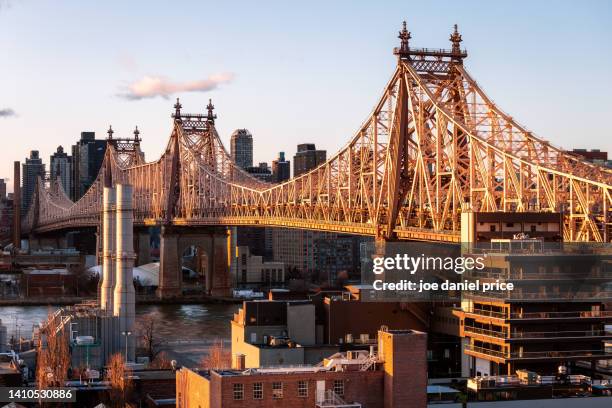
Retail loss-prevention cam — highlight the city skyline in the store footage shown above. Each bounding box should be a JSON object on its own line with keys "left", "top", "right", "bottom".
{"left": 1, "top": 1, "right": 612, "bottom": 193}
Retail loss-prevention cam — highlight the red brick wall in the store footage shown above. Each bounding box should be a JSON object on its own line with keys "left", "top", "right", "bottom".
{"left": 212, "top": 370, "right": 384, "bottom": 408}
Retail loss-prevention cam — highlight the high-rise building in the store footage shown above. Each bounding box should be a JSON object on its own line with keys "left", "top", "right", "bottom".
{"left": 0, "top": 179, "right": 5, "bottom": 201}
{"left": 271, "top": 151, "right": 290, "bottom": 182}
{"left": 21, "top": 150, "right": 45, "bottom": 211}
{"left": 71, "top": 132, "right": 107, "bottom": 201}
{"left": 230, "top": 129, "right": 253, "bottom": 169}
{"left": 50, "top": 145, "right": 72, "bottom": 196}
{"left": 293, "top": 143, "right": 326, "bottom": 177}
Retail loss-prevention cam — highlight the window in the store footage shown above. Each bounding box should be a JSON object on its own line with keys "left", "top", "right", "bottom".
{"left": 272, "top": 382, "right": 283, "bottom": 399}
{"left": 490, "top": 225, "right": 496, "bottom": 232}
{"left": 233, "top": 383, "right": 244, "bottom": 400}
{"left": 333, "top": 380, "right": 344, "bottom": 397}
{"left": 298, "top": 380, "right": 308, "bottom": 397}
{"left": 253, "top": 382, "right": 263, "bottom": 400}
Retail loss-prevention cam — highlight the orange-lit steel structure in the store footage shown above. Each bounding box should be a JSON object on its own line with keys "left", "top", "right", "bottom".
{"left": 22, "top": 23, "right": 612, "bottom": 243}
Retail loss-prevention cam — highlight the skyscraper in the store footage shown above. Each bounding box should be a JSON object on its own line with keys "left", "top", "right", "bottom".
{"left": 22, "top": 150, "right": 45, "bottom": 211}
{"left": 50, "top": 145, "right": 72, "bottom": 196}
{"left": 230, "top": 129, "right": 253, "bottom": 169}
{"left": 271, "top": 152, "right": 290, "bottom": 182}
{"left": 71, "top": 132, "right": 107, "bottom": 201}
{"left": 293, "top": 143, "right": 326, "bottom": 177}
{"left": 0, "top": 179, "right": 5, "bottom": 201}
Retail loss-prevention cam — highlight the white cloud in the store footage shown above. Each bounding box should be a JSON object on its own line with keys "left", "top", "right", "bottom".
{"left": 119, "top": 73, "right": 234, "bottom": 100}
{"left": 0, "top": 108, "right": 16, "bottom": 118}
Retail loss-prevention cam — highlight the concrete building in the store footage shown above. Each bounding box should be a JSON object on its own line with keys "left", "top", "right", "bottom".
{"left": 271, "top": 152, "right": 290, "bottom": 182}
{"left": 453, "top": 239, "right": 612, "bottom": 377}
{"left": 230, "top": 294, "right": 427, "bottom": 369}
{"left": 177, "top": 329, "right": 428, "bottom": 408}
{"left": 246, "top": 162, "right": 273, "bottom": 182}
{"left": 21, "top": 150, "right": 45, "bottom": 212}
{"left": 293, "top": 143, "right": 326, "bottom": 177}
{"left": 271, "top": 229, "right": 369, "bottom": 283}
{"left": 71, "top": 132, "right": 107, "bottom": 201}
{"left": 0, "top": 196, "right": 13, "bottom": 245}
{"left": 0, "top": 179, "right": 6, "bottom": 201}
{"left": 232, "top": 245, "right": 285, "bottom": 289}
{"left": 568, "top": 148, "right": 611, "bottom": 167}
{"left": 50, "top": 145, "right": 72, "bottom": 195}
{"left": 230, "top": 129, "right": 253, "bottom": 170}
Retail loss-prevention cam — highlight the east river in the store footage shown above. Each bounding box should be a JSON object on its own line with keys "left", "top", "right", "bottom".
{"left": 0, "top": 303, "right": 240, "bottom": 366}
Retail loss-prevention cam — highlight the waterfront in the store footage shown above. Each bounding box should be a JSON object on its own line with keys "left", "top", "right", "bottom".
{"left": 0, "top": 303, "right": 239, "bottom": 366}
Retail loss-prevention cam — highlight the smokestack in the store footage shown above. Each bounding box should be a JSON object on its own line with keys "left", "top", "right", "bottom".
{"left": 12, "top": 161, "right": 21, "bottom": 249}
{"left": 100, "top": 187, "right": 116, "bottom": 313}
{"left": 113, "top": 184, "right": 135, "bottom": 362}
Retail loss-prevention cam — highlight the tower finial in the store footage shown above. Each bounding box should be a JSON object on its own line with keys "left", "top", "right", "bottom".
{"left": 133, "top": 126, "right": 140, "bottom": 144}
{"left": 173, "top": 97, "right": 182, "bottom": 119}
{"left": 450, "top": 24, "right": 462, "bottom": 55}
{"left": 206, "top": 98, "right": 217, "bottom": 124}
{"left": 107, "top": 125, "right": 114, "bottom": 140}
{"left": 398, "top": 21, "right": 411, "bottom": 52}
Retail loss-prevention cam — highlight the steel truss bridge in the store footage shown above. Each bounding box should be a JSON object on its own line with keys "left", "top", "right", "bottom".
{"left": 23, "top": 24, "right": 612, "bottom": 243}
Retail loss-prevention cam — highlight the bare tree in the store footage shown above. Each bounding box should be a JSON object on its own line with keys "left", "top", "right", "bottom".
{"left": 36, "top": 312, "right": 70, "bottom": 389}
{"left": 106, "top": 353, "right": 133, "bottom": 408}
{"left": 150, "top": 351, "right": 173, "bottom": 369}
{"left": 136, "top": 314, "right": 164, "bottom": 362}
{"left": 199, "top": 340, "right": 231, "bottom": 369}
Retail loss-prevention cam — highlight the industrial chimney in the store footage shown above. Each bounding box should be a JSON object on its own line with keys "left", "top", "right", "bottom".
{"left": 113, "top": 184, "right": 136, "bottom": 361}
{"left": 100, "top": 187, "right": 116, "bottom": 314}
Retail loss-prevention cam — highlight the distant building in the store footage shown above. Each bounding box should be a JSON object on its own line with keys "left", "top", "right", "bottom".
{"left": 0, "top": 179, "right": 5, "bottom": 201}
{"left": 246, "top": 162, "right": 273, "bottom": 182}
{"left": 272, "top": 229, "right": 370, "bottom": 283}
{"left": 71, "top": 132, "right": 107, "bottom": 200}
{"left": 271, "top": 152, "right": 290, "bottom": 182}
{"left": 568, "top": 148, "right": 611, "bottom": 168}
{"left": 232, "top": 246, "right": 285, "bottom": 288}
{"left": 21, "top": 150, "right": 45, "bottom": 212}
{"left": 0, "top": 197, "right": 12, "bottom": 245}
{"left": 177, "top": 328, "right": 428, "bottom": 408}
{"left": 230, "top": 129, "right": 253, "bottom": 170}
{"left": 50, "top": 145, "right": 72, "bottom": 195}
{"left": 293, "top": 143, "right": 326, "bottom": 177}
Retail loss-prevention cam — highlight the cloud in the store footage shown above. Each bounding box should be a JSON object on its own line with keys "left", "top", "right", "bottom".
{"left": 0, "top": 108, "right": 16, "bottom": 118}
{"left": 118, "top": 73, "right": 234, "bottom": 100}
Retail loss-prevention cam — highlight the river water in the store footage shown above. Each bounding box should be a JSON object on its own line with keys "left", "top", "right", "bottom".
{"left": 0, "top": 303, "right": 239, "bottom": 365}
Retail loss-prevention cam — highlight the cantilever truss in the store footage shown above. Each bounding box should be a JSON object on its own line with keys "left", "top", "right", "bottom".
{"left": 23, "top": 27, "right": 612, "bottom": 242}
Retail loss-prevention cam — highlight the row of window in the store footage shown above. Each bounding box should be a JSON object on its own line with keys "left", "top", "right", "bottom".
{"left": 232, "top": 380, "right": 344, "bottom": 400}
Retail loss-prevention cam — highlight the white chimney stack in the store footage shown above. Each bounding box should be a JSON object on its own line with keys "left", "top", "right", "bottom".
{"left": 100, "top": 187, "right": 116, "bottom": 314}
{"left": 113, "top": 184, "right": 136, "bottom": 361}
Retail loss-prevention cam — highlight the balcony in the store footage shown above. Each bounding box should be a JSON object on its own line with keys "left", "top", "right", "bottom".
{"left": 463, "top": 326, "right": 612, "bottom": 341}
{"left": 463, "top": 308, "right": 612, "bottom": 321}
{"left": 464, "top": 344, "right": 611, "bottom": 361}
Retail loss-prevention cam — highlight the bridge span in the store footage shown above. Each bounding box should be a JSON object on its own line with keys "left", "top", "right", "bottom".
{"left": 19, "top": 23, "right": 612, "bottom": 297}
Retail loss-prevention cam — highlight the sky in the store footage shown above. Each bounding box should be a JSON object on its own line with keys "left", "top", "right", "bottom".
{"left": 1, "top": 0, "right": 611, "bottom": 193}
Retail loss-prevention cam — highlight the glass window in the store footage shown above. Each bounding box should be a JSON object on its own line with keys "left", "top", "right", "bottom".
{"left": 253, "top": 382, "right": 263, "bottom": 400}
{"left": 272, "top": 382, "right": 283, "bottom": 399}
{"left": 333, "top": 380, "right": 344, "bottom": 397}
{"left": 233, "top": 383, "right": 244, "bottom": 400}
{"left": 298, "top": 380, "right": 308, "bottom": 397}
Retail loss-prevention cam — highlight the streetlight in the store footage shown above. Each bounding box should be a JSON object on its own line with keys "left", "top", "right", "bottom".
{"left": 121, "top": 331, "right": 132, "bottom": 363}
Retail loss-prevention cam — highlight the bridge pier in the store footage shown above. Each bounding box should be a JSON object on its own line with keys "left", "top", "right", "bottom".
{"left": 134, "top": 229, "right": 151, "bottom": 266}
{"left": 157, "top": 226, "right": 231, "bottom": 299}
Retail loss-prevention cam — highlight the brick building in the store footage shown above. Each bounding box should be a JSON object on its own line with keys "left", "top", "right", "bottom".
{"left": 176, "top": 329, "right": 427, "bottom": 408}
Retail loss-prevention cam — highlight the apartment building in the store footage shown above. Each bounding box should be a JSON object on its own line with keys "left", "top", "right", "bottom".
{"left": 176, "top": 329, "right": 427, "bottom": 408}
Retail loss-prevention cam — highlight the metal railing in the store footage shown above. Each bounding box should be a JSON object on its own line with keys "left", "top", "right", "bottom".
{"left": 464, "top": 344, "right": 611, "bottom": 360}
{"left": 464, "top": 326, "right": 611, "bottom": 339}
